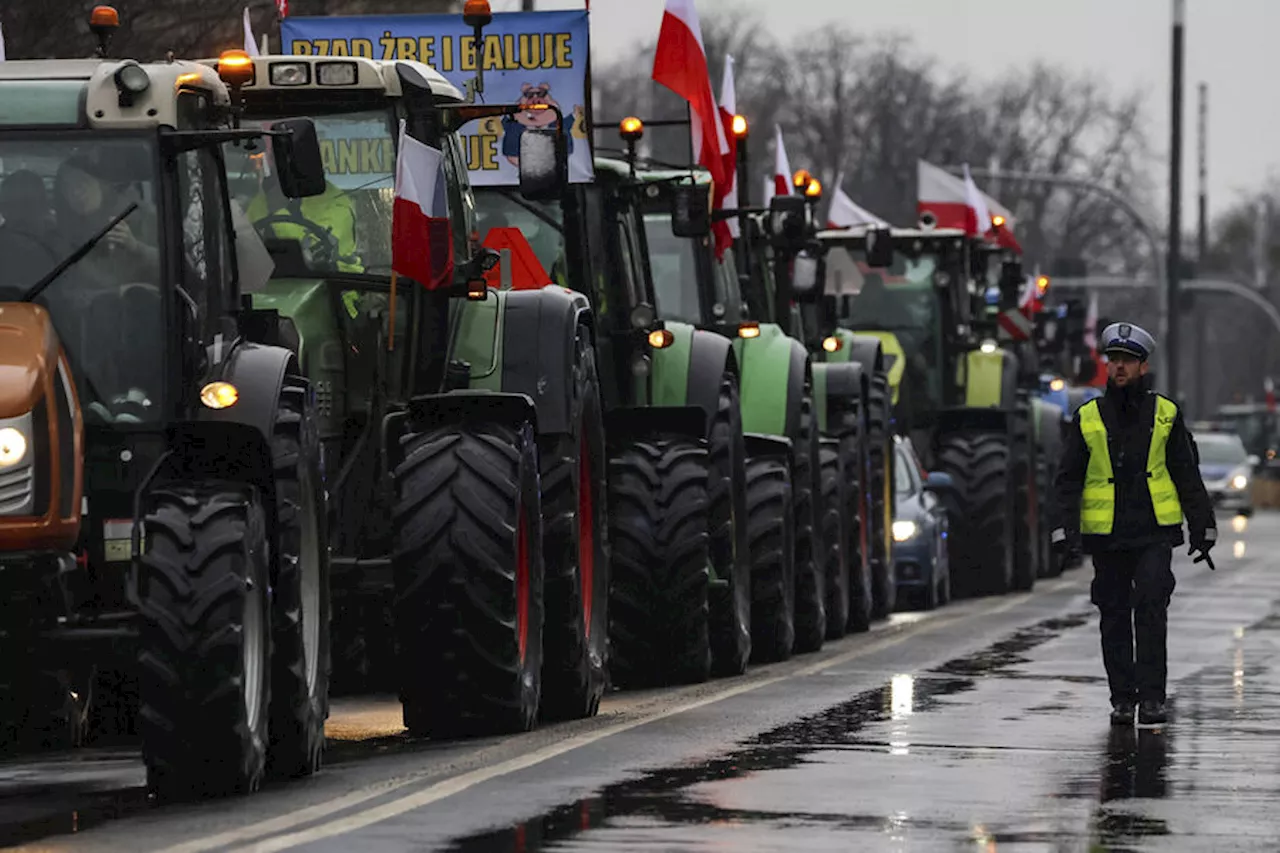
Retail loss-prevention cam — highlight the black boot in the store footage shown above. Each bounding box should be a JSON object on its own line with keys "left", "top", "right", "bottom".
{"left": 1110, "top": 701, "right": 1135, "bottom": 726}
{"left": 1138, "top": 700, "right": 1167, "bottom": 725}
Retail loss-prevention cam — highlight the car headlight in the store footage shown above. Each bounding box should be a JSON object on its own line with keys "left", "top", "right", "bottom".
{"left": 1231, "top": 473, "right": 1249, "bottom": 490}
{"left": 0, "top": 427, "right": 28, "bottom": 468}
{"left": 892, "top": 520, "right": 918, "bottom": 542}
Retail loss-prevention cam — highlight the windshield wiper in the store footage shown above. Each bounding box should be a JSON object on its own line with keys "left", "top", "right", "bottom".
{"left": 495, "top": 189, "right": 563, "bottom": 234}
{"left": 22, "top": 203, "right": 139, "bottom": 303}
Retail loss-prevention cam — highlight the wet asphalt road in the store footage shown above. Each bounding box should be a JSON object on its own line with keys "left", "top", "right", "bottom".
{"left": 3, "top": 512, "right": 1278, "bottom": 852}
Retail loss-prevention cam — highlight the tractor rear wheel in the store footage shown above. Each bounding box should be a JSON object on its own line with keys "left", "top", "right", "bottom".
{"left": 607, "top": 437, "right": 712, "bottom": 687}
{"left": 867, "top": 377, "right": 895, "bottom": 618}
{"left": 747, "top": 454, "right": 796, "bottom": 663}
{"left": 708, "top": 372, "right": 752, "bottom": 677}
{"left": 819, "top": 441, "right": 849, "bottom": 640}
{"left": 137, "top": 484, "right": 271, "bottom": 800}
{"left": 394, "top": 421, "right": 545, "bottom": 738}
{"left": 831, "top": 404, "right": 872, "bottom": 633}
{"left": 538, "top": 330, "right": 609, "bottom": 721}
{"left": 792, "top": 392, "right": 826, "bottom": 653}
{"left": 937, "top": 432, "right": 1014, "bottom": 597}
{"left": 267, "top": 374, "right": 331, "bottom": 780}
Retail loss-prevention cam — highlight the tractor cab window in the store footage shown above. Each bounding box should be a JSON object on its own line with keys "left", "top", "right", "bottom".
{"left": 642, "top": 213, "right": 701, "bottom": 325}
{"left": 0, "top": 136, "right": 164, "bottom": 424}
{"left": 473, "top": 188, "right": 565, "bottom": 285}
{"left": 226, "top": 109, "right": 394, "bottom": 278}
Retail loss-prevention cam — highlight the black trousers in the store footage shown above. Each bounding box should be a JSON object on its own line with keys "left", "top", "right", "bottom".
{"left": 1090, "top": 545, "right": 1176, "bottom": 705}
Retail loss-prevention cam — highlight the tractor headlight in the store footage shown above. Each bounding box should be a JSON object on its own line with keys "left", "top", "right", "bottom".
{"left": 892, "top": 520, "right": 918, "bottom": 542}
{"left": 0, "top": 427, "right": 28, "bottom": 468}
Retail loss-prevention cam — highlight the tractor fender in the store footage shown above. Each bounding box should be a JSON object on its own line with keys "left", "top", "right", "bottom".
{"left": 201, "top": 341, "right": 298, "bottom": 441}
{"left": 650, "top": 320, "right": 698, "bottom": 409}
{"left": 813, "top": 360, "right": 866, "bottom": 434}
{"left": 847, "top": 335, "right": 886, "bottom": 376}
{"left": 734, "top": 322, "right": 808, "bottom": 440}
{"left": 382, "top": 390, "right": 539, "bottom": 474}
{"left": 743, "top": 432, "right": 794, "bottom": 462}
{"left": 604, "top": 405, "right": 707, "bottom": 446}
{"left": 685, "top": 329, "right": 738, "bottom": 431}
{"left": 498, "top": 285, "right": 594, "bottom": 437}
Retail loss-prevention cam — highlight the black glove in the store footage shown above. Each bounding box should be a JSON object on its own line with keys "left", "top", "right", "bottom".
{"left": 1051, "top": 528, "right": 1081, "bottom": 570}
{"left": 1188, "top": 527, "right": 1217, "bottom": 570}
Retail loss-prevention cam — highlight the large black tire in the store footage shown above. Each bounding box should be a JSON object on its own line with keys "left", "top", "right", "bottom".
{"left": 607, "top": 438, "right": 712, "bottom": 687}
{"left": 746, "top": 454, "right": 795, "bottom": 663}
{"left": 792, "top": 391, "right": 826, "bottom": 653}
{"left": 936, "top": 432, "right": 1014, "bottom": 597}
{"left": 867, "top": 377, "right": 895, "bottom": 618}
{"left": 393, "top": 421, "right": 545, "bottom": 738}
{"left": 831, "top": 404, "right": 872, "bottom": 634}
{"left": 267, "top": 373, "right": 331, "bottom": 779}
{"left": 1011, "top": 426, "right": 1037, "bottom": 592}
{"left": 538, "top": 330, "right": 609, "bottom": 721}
{"left": 137, "top": 485, "right": 271, "bottom": 799}
{"left": 819, "top": 441, "right": 849, "bottom": 641}
{"left": 707, "top": 372, "right": 752, "bottom": 677}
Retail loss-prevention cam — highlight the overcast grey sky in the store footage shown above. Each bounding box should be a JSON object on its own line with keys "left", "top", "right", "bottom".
{"left": 504, "top": 0, "right": 1275, "bottom": 219}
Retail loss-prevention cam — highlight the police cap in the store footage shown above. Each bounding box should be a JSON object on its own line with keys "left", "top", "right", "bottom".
{"left": 1100, "top": 321, "right": 1155, "bottom": 361}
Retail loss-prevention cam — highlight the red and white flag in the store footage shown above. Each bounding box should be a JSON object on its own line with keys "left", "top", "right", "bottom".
{"left": 918, "top": 159, "right": 1021, "bottom": 251}
{"left": 392, "top": 122, "right": 453, "bottom": 290}
{"left": 243, "top": 7, "right": 260, "bottom": 57}
{"left": 276, "top": 0, "right": 289, "bottom": 18}
{"left": 652, "top": 0, "right": 729, "bottom": 189}
{"left": 771, "top": 124, "right": 793, "bottom": 200}
{"left": 962, "top": 164, "right": 991, "bottom": 237}
{"left": 716, "top": 54, "right": 740, "bottom": 245}
{"left": 827, "top": 172, "right": 888, "bottom": 229}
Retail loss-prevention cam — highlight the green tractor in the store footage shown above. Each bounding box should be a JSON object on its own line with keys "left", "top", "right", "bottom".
{"left": 208, "top": 44, "right": 612, "bottom": 734}
{"left": 819, "top": 223, "right": 1044, "bottom": 597}
{"left": 731, "top": 157, "right": 895, "bottom": 629}
{"left": 605, "top": 124, "right": 850, "bottom": 660}
{"left": 471, "top": 155, "right": 753, "bottom": 688}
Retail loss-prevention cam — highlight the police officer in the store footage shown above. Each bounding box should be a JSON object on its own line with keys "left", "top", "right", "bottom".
{"left": 1052, "top": 322, "right": 1216, "bottom": 726}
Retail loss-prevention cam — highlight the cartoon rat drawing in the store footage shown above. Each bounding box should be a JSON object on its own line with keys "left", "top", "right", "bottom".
{"left": 502, "top": 82, "right": 585, "bottom": 166}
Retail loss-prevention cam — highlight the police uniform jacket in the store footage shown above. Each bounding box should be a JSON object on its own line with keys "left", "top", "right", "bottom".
{"left": 1053, "top": 377, "right": 1215, "bottom": 553}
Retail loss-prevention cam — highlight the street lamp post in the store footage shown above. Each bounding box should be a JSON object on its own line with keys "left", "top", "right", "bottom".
{"left": 1168, "top": 0, "right": 1186, "bottom": 401}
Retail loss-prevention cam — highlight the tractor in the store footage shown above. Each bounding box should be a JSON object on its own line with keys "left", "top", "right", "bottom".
{"left": 471, "top": 149, "right": 753, "bottom": 688}
{"left": 820, "top": 222, "right": 1050, "bottom": 597}
{"left": 0, "top": 11, "right": 331, "bottom": 800}
{"left": 733, "top": 154, "right": 896, "bottom": 627}
{"left": 201, "top": 17, "right": 612, "bottom": 734}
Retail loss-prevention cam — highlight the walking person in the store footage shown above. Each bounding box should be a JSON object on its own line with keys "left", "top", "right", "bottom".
{"left": 1052, "top": 322, "right": 1216, "bottom": 725}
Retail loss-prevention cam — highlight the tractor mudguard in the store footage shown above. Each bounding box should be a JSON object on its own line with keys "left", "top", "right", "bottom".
{"left": 499, "top": 286, "right": 594, "bottom": 437}
{"left": 382, "top": 390, "right": 539, "bottom": 474}
{"left": 604, "top": 405, "right": 706, "bottom": 446}
{"left": 734, "top": 323, "right": 807, "bottom": 439}
{"left": 848, "top": 332, "right": 904, "bottom": 405}
{"left": 201, "top": 341, "right": 298, "bottom": 440}
{"left": 650, "top": 320, "right": 697, "bottom": 409}
{"left": 813, "top": 360, "right": 865, "bottom": 434}
{"left": 685, "top": 330, "right": 737, "bottom": 430}
{"left": 743, "top": 432, "right": 794, "bottom": 461}
{"left": 846, "top": 335, "right": 886, "bottom": 377}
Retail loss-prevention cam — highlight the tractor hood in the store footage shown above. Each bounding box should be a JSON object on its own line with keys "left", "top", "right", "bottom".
{"left": 0, "top": 303, "right": 58, "bottom": 418}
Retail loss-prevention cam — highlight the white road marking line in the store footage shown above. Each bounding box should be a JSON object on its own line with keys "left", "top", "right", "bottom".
{"left": 183, "top": 592, "right": 1035, "bottom": 853}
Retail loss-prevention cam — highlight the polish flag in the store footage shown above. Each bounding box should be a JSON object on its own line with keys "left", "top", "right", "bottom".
{"left": 962, "top": 164, "right": 991, "bottom": 237}
{"left": 243, "top": 8, "right": 260, "bottom": 57}
{"left": 917, "top": 159, "right": 1022, "bottom": 251}
{"left": 652, "top": 0, "right": 729, "bottom": 189}
{"left": 715, "top": 54, "right": 740, "bottom": 248}
{"left": 392, "top": 122, "right": 454, "bottom": 290}
{"left": 827, "top": 172, "right": 888, "bottom": 229}
{"left": 772, "top": 124, "right": 793, "bottom": 199}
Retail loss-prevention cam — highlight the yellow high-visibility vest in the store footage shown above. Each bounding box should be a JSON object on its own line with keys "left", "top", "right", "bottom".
{"left": 1078, "top": 395, "right": 1183, "bottom": 535}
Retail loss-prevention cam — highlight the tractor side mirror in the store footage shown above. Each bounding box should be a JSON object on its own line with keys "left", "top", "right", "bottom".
{"left": 270, "top": 118, "right": 326, "bottom": 199}
{"left": 923, "top": 471, "right": 956, "bottom": 492}
{"left": 768, "top": 194, "right": 808, "bottom": 249}
{"left": 670, "top": 183, "right": 712, "bottom": 238}
{"left": 864, "top": 225, "right": 893, "bottom": 269}
{"left": 518, "top": 128, "right": 567, "bottom": 201}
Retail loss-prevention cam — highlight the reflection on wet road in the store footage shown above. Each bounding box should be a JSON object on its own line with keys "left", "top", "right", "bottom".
{"left": 3, "top": 512, "right": 1278, "bottom": 852}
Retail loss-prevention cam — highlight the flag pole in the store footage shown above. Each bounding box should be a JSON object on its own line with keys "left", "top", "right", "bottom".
{"left": 388, "top": 271, "right": 398, "bottom": 350}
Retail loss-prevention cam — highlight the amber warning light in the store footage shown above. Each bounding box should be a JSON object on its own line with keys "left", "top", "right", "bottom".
{"left": 619, "top": 116, "right": 644, "bottom": 141}
{"left": 90, "top": 5, "right": 120, "bottom": 29}
{"left": 218, "top": 50, "right": 255, "bottom": 87}
{"left": 731, "top": 114, "right": 748, "bottom": 138}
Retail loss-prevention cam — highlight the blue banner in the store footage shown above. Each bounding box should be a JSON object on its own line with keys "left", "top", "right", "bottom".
{"left": 282, "top": 11, "right": 593, "bottom": 186}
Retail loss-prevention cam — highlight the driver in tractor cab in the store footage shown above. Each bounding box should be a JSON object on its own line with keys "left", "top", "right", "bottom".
{"left": 240, "top": 140, "right": 367, "bottom": 318}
